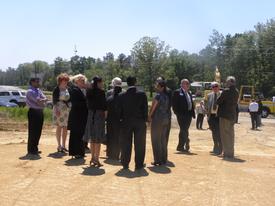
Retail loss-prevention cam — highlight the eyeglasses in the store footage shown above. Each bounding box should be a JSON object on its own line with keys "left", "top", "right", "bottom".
{"left": 212, "top": 85, "right": 218, "bottom": 88}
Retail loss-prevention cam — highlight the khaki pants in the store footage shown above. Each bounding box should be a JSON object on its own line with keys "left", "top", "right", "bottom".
{"left": 219, "top": 117, "right": 235, "bottom": 157}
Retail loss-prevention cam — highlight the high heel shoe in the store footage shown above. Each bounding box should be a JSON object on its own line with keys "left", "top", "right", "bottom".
{"left": 61, "top": 147, "right": 68, "bottom": 152}
{"left": 94, "top": 160, "right": 103, "bottom": 167}
{"left": 89, "top": 158, "right": 97, "bottom": 166}
{"left": 57, "top": 146, "right": 62, "bottom": 153}
{"left": 90, "top": 160, "right": 94, "bottom": 166}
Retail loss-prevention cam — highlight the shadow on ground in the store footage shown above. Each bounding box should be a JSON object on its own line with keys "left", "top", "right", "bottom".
{"left": 82, "top": 166, "right": 105, "bottom": 176}
{"left": 115, "top": 168, "right": 149, "bottom": 178}
{"left": 19, "top": 154, "right": 41, "bottom": 160}
{"left": 222, "top": 156, "right": 246, "bottom": 163}
{"left": 148, "top": 165, "right": 171, "bottom": 174}
{"left": 48, "top": 152, "right": 67, "bottom": 159}
{"left": 175, "top": 151, "right": 198, "bottom": 156}
{"left": 103, "top": 159, "right": 121, "bottom": 166}
{"left": 64, "top": 158, "right": 85, "bottom": 166}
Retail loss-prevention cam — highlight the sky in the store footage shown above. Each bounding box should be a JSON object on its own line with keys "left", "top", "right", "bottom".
{"left": 0, "top": 0, "right": 275, "bottom": 69}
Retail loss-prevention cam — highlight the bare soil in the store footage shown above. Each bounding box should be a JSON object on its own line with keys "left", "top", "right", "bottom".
{"left": 0, "top": 113, "right": 275, "bottom": 206}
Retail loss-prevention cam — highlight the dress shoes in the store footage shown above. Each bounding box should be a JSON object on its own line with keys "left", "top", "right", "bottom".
{"left": 151, "top": 162, "right": 162, "bottom": 166}
{"left": 185, "top": 143, "right": 190, "bottom": 152}
{"left": 135, "top": 164, "right": 146, "bottom": 170}
{"left": 122, "top": 165, "right": 129, "bottom": 170}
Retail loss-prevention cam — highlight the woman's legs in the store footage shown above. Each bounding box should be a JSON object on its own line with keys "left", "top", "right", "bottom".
{"left": 94, "top": 143, "right": 101, "bottom": 162}
{"left": 56, "top": 126, "right": 62, "bottom": 151}
{"left": 90, "top": 143, "right": 95, "bottom": 160}
{"left": 61, "top": 126, "right": 68, "bottom": 149}
{"left": 90, "top": 143, "right": 102, "bottom": 166}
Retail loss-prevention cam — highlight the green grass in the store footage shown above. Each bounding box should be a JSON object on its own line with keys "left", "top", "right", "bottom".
{"left": 0, "top": 107, "right": 52, "bottom": 123}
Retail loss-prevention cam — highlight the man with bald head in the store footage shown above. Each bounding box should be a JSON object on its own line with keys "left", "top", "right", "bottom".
{"left": 216, "top": 76, "right": 239, "bottom": 159}
{"left": 172, "top": 79, "right": 195, "bottom": 152}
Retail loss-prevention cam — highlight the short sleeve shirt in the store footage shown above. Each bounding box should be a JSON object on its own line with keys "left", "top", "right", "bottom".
{"left": 153, "top": 92, "right": 170, "bottom": 120}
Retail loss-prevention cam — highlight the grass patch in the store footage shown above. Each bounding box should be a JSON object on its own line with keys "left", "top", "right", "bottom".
{"left": 0, "top": 107, "right": 52, "bottom": 123}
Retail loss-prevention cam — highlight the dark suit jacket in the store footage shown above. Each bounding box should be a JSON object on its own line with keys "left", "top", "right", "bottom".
{"left": 67, "top": 85, "right": 88, "bottom": 132}
{"left": 172, "top": 88, "right": 195, "bottom": 118}
{"left": 216, "top": 86, "right": 239, "bottom": 121}
{"left": 118, "top": 87, "right": 148, "bottom": 122}
{"left": 107, "top": 94, "right": 120, "bottom": 122}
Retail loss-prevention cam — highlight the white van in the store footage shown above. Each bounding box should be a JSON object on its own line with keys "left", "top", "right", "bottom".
{"left": 0, "top": 86, "right": 27, "bottom": 107}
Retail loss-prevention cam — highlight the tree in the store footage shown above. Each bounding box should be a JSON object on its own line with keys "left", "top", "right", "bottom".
{"left": 131, "top": 36, "right": 169, "bottom": 97}
{"left": 54, "top": 57, "right": 70, "bottom": 76}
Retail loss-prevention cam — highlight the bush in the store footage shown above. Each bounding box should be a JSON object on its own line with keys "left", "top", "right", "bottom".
{"left": 0, "top": 107, "right": 52, "bottom": 123}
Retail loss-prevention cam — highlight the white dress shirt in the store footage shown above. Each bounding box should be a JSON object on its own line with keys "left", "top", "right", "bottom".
{"left": 249, "top": 102, "right": 259, "bottom": 112}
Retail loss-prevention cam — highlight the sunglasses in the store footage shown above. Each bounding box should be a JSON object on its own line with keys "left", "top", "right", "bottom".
{"left": 212, "top": 85, "right": 218, "bottom": 88}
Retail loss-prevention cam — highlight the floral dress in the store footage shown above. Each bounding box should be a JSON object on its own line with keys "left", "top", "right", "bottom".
{"left": 53, "top": 89, "right": 71, "bottom": 127}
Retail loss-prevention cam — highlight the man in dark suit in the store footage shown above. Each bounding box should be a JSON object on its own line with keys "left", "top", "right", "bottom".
{"left": 216, "top": 76, "right": 239, "bottom": 159}
{"left": 118, "top": 76, "right": 148, "bottom": 170}
{"left": 172, "top": 79, "right": 195, "bottom": 152}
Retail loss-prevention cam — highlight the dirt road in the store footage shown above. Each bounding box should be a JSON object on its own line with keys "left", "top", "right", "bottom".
{"left": 0, "top": 113, "right": 275, "bottom": 206}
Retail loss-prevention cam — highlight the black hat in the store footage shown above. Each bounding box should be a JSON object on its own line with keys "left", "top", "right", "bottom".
{"left": 29, "top": 77, "right": 40, "bottom": 85}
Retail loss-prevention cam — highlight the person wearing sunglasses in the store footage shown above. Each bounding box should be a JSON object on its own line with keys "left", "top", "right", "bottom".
{"left": 205, "top": 82, "right": 222, "bottom": 155}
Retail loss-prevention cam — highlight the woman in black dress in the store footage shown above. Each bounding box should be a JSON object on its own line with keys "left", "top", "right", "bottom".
{"left": 83, "top": 76, "right": 107, "bottom": 167}
{"left": 106, "top": 78, "right": 123, "bottom": 160}
{"left": 68, "top": 74, "right": 88, "bottom": 159}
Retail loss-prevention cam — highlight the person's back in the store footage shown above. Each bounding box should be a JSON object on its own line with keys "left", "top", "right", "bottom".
{"left": 107, "top": 87, "right": 122, "bottom": 122}
{"left": 119, "top": 87, "right": 148, "bottom": 121}
{"left": 118, "top": 76, "right": 148, "bottom": 170}
{"left": 249, "top": 101, "right": 259, "bottom": 112}
{"left": 217, "top": 86, "right": 239, "bottom": 121}
{"left": 216, "top": 76, "right": 239, "bottom": 159}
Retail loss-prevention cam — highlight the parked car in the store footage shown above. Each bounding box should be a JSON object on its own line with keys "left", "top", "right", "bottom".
{"left": 0, "top": 100, "right": 19, "bottom": 107}
{"left": 46, "top": 100, "right": 53, "bottom": 109}
{"left": 0, "top": 85, "right": 27, "bottom": 107}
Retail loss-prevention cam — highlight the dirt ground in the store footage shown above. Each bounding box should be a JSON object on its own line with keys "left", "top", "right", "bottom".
{"left": 0, "top": 113, "right": 275, "bottom": 206}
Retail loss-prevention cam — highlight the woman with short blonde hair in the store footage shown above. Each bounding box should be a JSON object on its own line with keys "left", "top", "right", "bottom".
{"left": 67, "top": 74, "right": 88, "bottom": 158}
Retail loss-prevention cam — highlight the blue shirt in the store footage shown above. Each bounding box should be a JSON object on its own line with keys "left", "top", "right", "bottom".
{"left": 26, "top": 86, "right": 46, "bottom": 109}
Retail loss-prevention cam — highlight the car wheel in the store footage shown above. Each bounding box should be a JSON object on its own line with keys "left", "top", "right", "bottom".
{"left": 10, "top": 99, "right": 19, "bottom": 105}
{"left": 261, "top": 107, "right": 269, "bottom": 118}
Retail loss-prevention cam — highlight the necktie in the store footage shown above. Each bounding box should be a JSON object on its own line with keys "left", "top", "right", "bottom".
{"left": 185, "top": 91, "right": 192, "bottom": 111}
{"left": 213, "top": 93, "right": 217, "bottom": 110}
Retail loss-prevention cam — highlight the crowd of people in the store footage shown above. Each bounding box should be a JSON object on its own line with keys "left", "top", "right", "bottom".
{"left": 25, "top": 74, "right": 240, "bottom": 170}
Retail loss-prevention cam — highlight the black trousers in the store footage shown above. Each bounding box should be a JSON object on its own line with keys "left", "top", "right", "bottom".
{"left": 208, "top": 114, "right": 222, "bottom": 154}
{"left": 27, "top": 108, "right": 44, "bottom": 154}
{"left": 250, "top": 112, "right": 258, "bottom": 129}
{"left": 151, "top": 118, "right": 169, "bottom": 163}
{"left": 176, "top": 114, "right": 192, "bottom": 150}
{"left": 120, "top": 119, "right": 146, "bottom": 168}
{"left": 196, "top": 113, "right": 204, "bottom": 129}
{"left": 106, "top": 121, "right": 121, "bottom": 160}
{"left": 69, "top": 130, "right": 85, "bottom": 157}
{"left": 166, "top": 118, "right": 171, "bottom": 145}
{"left": 235, "top": 111, "right": 239, "bottom": 123}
